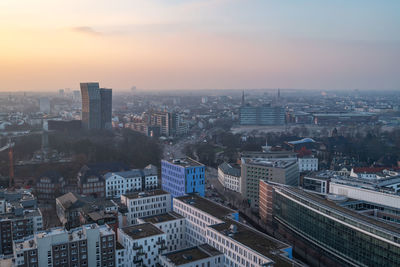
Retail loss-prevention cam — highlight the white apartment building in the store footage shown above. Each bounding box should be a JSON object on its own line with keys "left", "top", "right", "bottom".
{"left": 105, "top": 167, "right": 158, "bottom": 198}
{"left": 217, "top": 163, "right": 241, "bottom": 193}
{"left": 158, "top": 244, "right": 224, "bottom": 267}
{"left": 138, "top": 212, "right": 186, "bottom": 252}
{"left": 173, "top": 194, "right": 295, "bottom": 267}
{"left": 118, "top": 223, "right": 167, "bottom": 267}
{"left": 173, "top": 194, "right": 239, "bottom": 246}
{"left": 120, "top": 190, "right": 171, "bottom": 226}
{"left": 13, "top": 223, "right": 115, "bottom": 267}
{"left": 298, "top": 156, "right": 318, "bottom": 172}
{"left": 115, "top": 242, "right": 126, "bottom": 267}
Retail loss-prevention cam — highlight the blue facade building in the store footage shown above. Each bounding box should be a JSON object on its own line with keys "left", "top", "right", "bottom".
{"left": 162, "top": 158, "right": 205, "bottom": 198}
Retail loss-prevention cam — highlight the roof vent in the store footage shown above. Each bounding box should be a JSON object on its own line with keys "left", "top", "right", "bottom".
{"left": 229, "top": 224, "right": 238, "bottom": 234}
{"left": 182, "top": 254, "right": 192, "bottom": 260}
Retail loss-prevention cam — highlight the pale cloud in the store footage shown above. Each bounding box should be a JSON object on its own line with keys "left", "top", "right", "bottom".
{"left": 71, "top": 26, "right": 102, "bottom": 35}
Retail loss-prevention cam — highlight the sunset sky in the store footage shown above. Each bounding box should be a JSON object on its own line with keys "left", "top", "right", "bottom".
{"left": 0, "top": 0, "right": 399, "bottom": 91}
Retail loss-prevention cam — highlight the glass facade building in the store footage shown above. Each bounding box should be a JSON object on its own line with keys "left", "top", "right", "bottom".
{"left": 273, "top": 187, "right": 400, "bottom": 267}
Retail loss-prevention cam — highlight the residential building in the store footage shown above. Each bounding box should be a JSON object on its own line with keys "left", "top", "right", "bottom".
{"left": 159, "top": 244, "right": 224, "bottom": 267}
{"left": 217, "top": 163, "right": 241, "bottom": 193}
{"left": 13, "top": 223, "right": 115, "bottom": 267}
{"left": 173, "top": 194, "right": 239, "bottom": 246}
{"left": 120, "top": 190, "right": 171, "bottom": 225}
{"left": 104, "top": 165, "right": 158, "bottom": 198}
{"left": 259, "top": 181, "right": 400, "bottom": 266}
{"left": 80, "top": 82, "right": 112, "bottom": 130}
{"left": 35, "top": 171, "right": 66, "bottom": 200}
{"left": 115, "top": 242, "right": 125, "bottom": 267}
{"left": 77, "top": 162, "right": 129, "bottom": 198}
{"left": 56, "top": 192, "right": 119, "bottom": 230}
{"left": 0, "top": 192, "right": 42, "bottom": 256}
{"left": 239, "top": 105, "right": 285, "bottom": 125}
{"left": 161, "top": 158, "right": 205, "bottom": 198}
{"left": 241, "top": 157, "right": 299, "bottom": 208}
{"left": 173, "top": 194, "right": 296, "bottom": 267}
{"left": 138, "top": 212, "right": 186, "bottom": 252}
{"left": 117, "top": 223, "right": 167, "bottom": 267}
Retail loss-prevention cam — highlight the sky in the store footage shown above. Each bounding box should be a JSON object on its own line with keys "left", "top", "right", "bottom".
{"left": 0, "top": 0, "right": 399, "bottom": 91}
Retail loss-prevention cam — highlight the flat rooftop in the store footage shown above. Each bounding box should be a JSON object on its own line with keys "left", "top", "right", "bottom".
{"left": 242, "top": 157, "right": 297, "bottom": 168}
{"left": 140, "top": 211, "right": 184, "bottom": 224}
{"left": 175, "top": 194, "right": 237, "bottom": 219}
{"left": 122, "top": 189, "right": 169, "bottom": 199}
{"left": 120, "top": 223, "right": 164, "bottom": 240}
{"left": 162, "top": 244, "right": 222, "bottom": 265}
{"left": 164, "top": 158, "right": 204, "bottom": 167}
{"left": 210, "top": 218, "right": 294, "bottom": 267}
{"left": 280, "top": 187, "right": 400, "bottom": 236}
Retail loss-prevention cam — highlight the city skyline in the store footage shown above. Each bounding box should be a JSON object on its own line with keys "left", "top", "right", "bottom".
{"left": 1, "top": 0, "right": 399, "bottom": 92}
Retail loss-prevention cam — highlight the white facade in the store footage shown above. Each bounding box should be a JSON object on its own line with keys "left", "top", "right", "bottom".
{"left": 118, "top": 223, "right": 167, "bottom": 267}
{"left": 206, "top": 220, "right": 290, "bottom": 267}
{"left": 138, "top": 212, "right": 187, "bottom": 252}
{"left": 120, "top": 190, "right": 172, "bottom": 226}
{"left": 330, "top": 182, "right": 400, "bottom": 209}
{"left": 298, "top": 156, "right": 318, "bottom": 172}
{"left": 115, "top": 242, "right": 126, "bottom": 267}
{"left": 217, "top": 167, "right": 241, "bottom": 193}
{"left": 173, "top": 196, "right": 236, "bottom": 246}
{"left": 105, "top": 169, "right": 158, "bottom": 198}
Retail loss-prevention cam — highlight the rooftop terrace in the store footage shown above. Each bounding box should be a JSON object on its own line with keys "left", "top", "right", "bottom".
{"left": 162, "top": 244, "right": 222, "bottom": 265}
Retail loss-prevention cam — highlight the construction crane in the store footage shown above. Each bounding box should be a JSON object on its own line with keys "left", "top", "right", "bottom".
{"left": 0, "top": 138, "right": 15, "bottom": 187}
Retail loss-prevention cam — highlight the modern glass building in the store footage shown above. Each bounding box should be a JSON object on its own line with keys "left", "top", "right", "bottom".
{"left": 261, "top": 182, "right": 400, "bottom": 266}
{"left": 161, "top": 158, "right": 205, "bottom": 198}
{"left": 239, "top": 105, "right": 285, "bottom": 125}
{"left": 80, "top": 82, "right": 112, "bottom": 130}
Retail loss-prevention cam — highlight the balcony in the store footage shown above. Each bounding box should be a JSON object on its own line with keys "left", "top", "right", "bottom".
{"left": 132, "top": 244, "right": 142, "bottom": 250}
{"left": 156, "top": 239, "right": 165, "bottom": 245}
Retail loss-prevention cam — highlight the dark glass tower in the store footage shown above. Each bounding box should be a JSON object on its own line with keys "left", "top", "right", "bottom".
{"left": 80, "top": 82, "right": 112, "bottom": 130}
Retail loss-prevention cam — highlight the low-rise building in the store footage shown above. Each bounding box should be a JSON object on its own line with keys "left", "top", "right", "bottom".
{"left": 120, "top": 190, "right": 171, "bottom": 225}
{"left": 298, "top": 155, "right": 318, "bottom": 172}
{"left": 104, "top": 165, "right": 158, "bottom": 198}
{"left": 217, "top": 163, "right": 241, "bottom": 193}
{"left": 118, "top": 223, "right": 167, "bottom": 267}
{"left": 159, "top": 244, "right": 224, "bottom": 267}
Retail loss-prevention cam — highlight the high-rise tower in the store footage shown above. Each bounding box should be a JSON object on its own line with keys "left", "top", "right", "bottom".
{"left": 80, "top": 82, "right": 112, "bottom": 130}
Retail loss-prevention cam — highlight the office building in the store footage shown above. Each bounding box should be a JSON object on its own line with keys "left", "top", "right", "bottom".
{"left": 259, "top": 180, "right": 400, "bottom": 266}
{"left": 159, "top": 244, "right": 224, "bottom": 267}
{"left": 13, "top": 223, "right": 115, "bottom": 267}
{"left": 80, "top": 82, "right": 112, "bottom": 130}
{"left": 161, "top": 158, "right": 205, "bottom": 198}
{"left": 239, "top": 105, "right": 285, "bottom": 126}
{"left": 117, "top": 223, "right": 167, "bottom": 267}
{"left": 298, "top": 155, "right": 318, "bottom": 172}
{"left": 120, "top": 190, "right": 172, "bottom": 225}
{"left": 241, "top": 157, "right": 299, "bottom": 208}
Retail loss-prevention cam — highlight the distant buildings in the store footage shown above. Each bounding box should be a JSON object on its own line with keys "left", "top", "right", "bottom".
{"left": 14, "top": 223, "right": 115, "bottom": 267}
{"left": 80, "top": 82, "right": 112, "bottom": 130}
{"left": 239, "top": 105, "right": 285, "bottom": 126}
{"left": 161, "top": 158, "right": 205, "bottom": 198}
{"left": 39, "top": 97, "right": 50, "bottom": 114}
{"left": 312, "top": 112, "right": 377, "bottom": 125}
